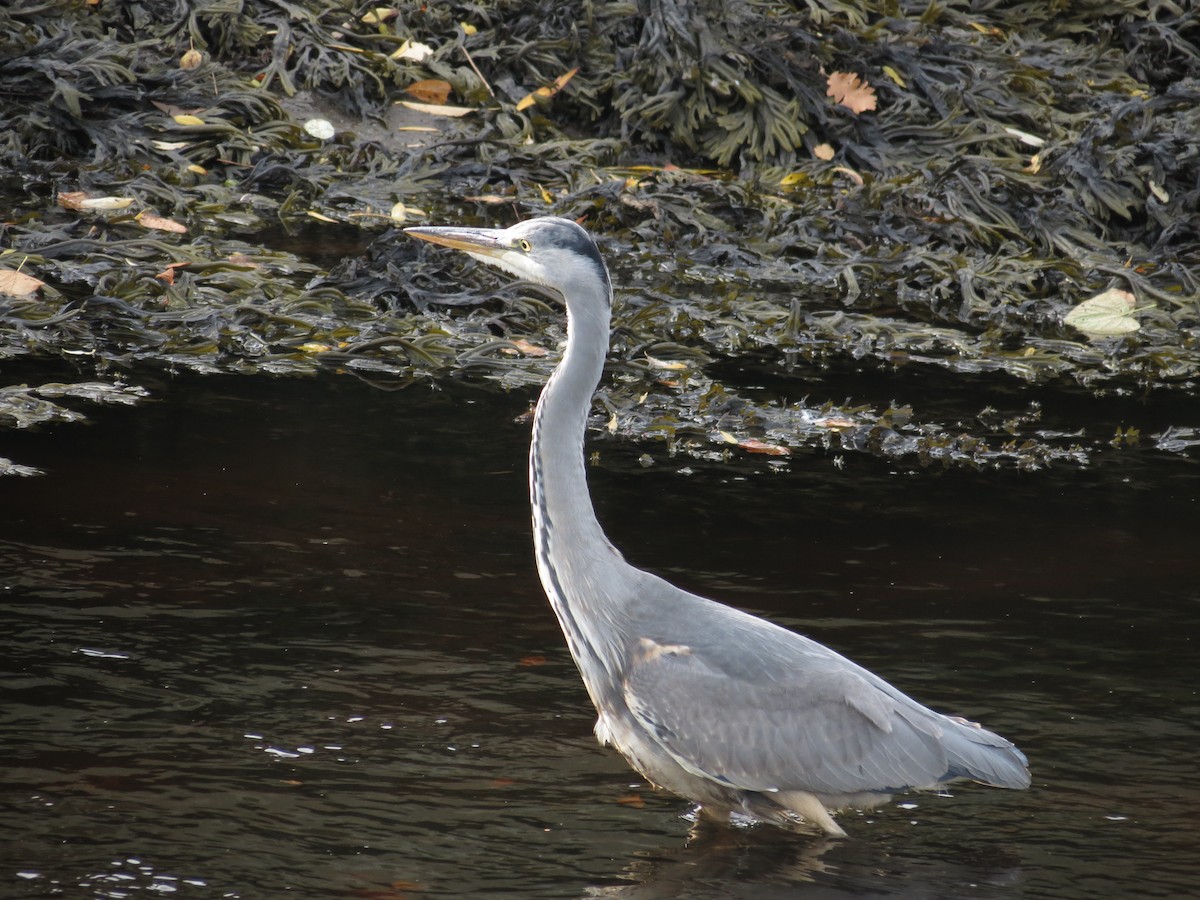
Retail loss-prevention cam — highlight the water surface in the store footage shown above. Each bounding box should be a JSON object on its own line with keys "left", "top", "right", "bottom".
{"left": 2, "top": 370, "right": 1197, "bottom": 898}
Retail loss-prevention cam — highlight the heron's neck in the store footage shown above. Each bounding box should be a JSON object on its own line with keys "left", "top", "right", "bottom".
{"left": 529, "top": 295, "right": 628, "bottom": 693}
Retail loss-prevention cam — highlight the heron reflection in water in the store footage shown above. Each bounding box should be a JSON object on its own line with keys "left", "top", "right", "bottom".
{"left": 406, "top": 217, "right": 1030, "bottom": 836}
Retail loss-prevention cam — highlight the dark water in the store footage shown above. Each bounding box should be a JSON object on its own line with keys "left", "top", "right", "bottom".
{"left": 2, "top": 369, "right": 1197, "bottom": 898}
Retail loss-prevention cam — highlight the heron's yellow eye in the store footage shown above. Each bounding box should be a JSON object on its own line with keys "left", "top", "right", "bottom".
{"left": 517, "top": 239, "right": 532, "bottom": 253}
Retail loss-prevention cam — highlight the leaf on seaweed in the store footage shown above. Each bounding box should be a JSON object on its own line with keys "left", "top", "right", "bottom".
{"left": 397, "top": 100, "right": 475, "bottom": 118}
{"left": 136, "top": 211, "right": 187, "bottom": 234}
{"left": 515, "top": 67, "right": 579, "bottom": 112}
{"left": 0, "top": 267, "right": 43, "bottom": 297}
{"left": 405, "top": 79, "right": 452, "bottom": 105}
{"left": 826, "top": 71, "right": 876, "bottom": 114}
{"left": 1063, "top": 288, "right": 1143, "bottom": 336}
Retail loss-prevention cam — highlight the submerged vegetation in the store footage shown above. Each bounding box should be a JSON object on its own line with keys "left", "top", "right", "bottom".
{"left": 1, "top": 0, "right": 1197, "bottom": 473}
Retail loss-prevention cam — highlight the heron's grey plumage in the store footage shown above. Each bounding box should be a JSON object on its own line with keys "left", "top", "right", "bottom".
{"left": 406, "top": 217, "right": 1030, "bottom": 836}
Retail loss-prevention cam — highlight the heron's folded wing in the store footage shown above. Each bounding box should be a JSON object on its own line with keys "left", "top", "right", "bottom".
{"left": 621, "top": 639, "right": 953, "bottom": 797}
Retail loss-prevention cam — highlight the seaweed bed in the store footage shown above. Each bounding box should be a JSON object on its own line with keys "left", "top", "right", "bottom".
{"left": 1, "top": 0, "right": 1197, "bottom": 475}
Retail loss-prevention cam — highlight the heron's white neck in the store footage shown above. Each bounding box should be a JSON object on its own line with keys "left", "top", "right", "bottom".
{"left": 529, "top": 288, "right": 628, "bottom": 699}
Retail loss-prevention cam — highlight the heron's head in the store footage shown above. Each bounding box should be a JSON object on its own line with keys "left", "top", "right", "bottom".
{"left": 405, "top": 216, "right": 611, "bottom": 307}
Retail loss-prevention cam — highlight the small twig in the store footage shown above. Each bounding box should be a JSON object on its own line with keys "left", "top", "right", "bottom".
{"left": 460, "top": 44, "right": 494, "bottom": 98}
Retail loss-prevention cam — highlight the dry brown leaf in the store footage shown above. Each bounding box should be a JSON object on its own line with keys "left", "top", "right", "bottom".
{"left": 515, "top": 67, "right": 579, "bottom": 111}
{"left": 616, "top": 793, "right": 646, "bottom": 808}
{"left": 816, "top": 416, "right": 857, "bottom": 431}
{"left": 510, "top": 338, "right": 548, "bottom": 357}
{"left": 404, "top": 79, "right": 452, "bottom": 105}
{"left": 136, "top": 211, "right": 187, "bottom": 233}
{"left": 813, "top": 143, "right": 835, "bottom": 161}
{"left": 462, "top": 194, "right": 511, "bottom": 204}
{"left": 397, "top": 100, "right": 475, "bottom": 118}
{"left": 154, "top": 262, "right": 189, "bottom": 285}
{"left": 826, "top": 71, "right": 877, "bottom": 114}
{"left": 739, "top": 438, "right": 791, "bottom": 457}
{"left": 0, "top": 267, "right": 44, "bottom": 297}
{"left": 56, "top": 191, "right": 89, "bottom": 210}
{"left": 518, "top": 654, "right": 547, "bottom": 667}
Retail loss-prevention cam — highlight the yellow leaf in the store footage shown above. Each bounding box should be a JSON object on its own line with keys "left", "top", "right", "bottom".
{"left": 172, "top": 113, "right": 205, "bottom": 126}
{"left": 537, "top": 183, "right": 553, "bottom": 204}
{"left": 298, "top": 342, "right": 332, "bottom": 354}
{"left": 882, "top": 65, "right": 906, "bottom": 88}
{"left": 460, "top": 21, "right": 477, "bottom": 35}
{"left": 179, "top": 48, "right": 203, "bottom": 70}
{"left": 515, "top": 67, "right": 579, "bottom": 111}
{"left": 826, "top": 71, "right": 877, "bottom": 115}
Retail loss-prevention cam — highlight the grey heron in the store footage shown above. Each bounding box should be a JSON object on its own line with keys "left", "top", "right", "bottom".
{"left": 405, "top": 216, "right": 1030, "bottom": 836}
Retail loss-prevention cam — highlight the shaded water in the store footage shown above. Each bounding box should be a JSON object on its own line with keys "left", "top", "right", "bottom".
{"left": 2, "top": 368, "right": 1198, "bottom": 898}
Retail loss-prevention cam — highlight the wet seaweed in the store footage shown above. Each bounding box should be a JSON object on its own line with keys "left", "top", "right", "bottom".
{"left": 0, "top": 0, "right": 1197, "bottom": 475}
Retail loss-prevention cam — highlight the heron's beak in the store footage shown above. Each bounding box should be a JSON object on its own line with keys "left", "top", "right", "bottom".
{"left": 404, "top": 225, "right": 507, "bottom": 260}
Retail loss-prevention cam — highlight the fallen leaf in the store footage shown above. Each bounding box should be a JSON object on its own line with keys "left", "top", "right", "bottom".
{"left": 518, "top": 654, "right": 547, "bottom": 667}
{"left": 172, "top": 113, "right": 206, "bottom": 126}
{"left": 515, "top": 67, "right": 579, "bottom": 111}
{"left": 154, "top": 262, "right": 189, "bottom": 284}
{"left": 460, "top": 21, "right": 477, "bottom": 35}
{"left": 303, "top": 118, "right": 335, "bottom": 140}
{"left": 306, "top": 210, "right": 338, "bottom": 223}
{"left": 616, "top": 793, "right": 646, "bottom": 808}
{"left": 832, "top": 165, "right": 864, "bottom": 186}
{"left": 391, "top": 39, "right": 433, "bottom": 62}
{"left": 1064, "top": 288, "right": 1145, "bottom": 337}
{"left": 298, "top": 342, "right": 332, "bottom": 354}
{"left": 361, "top": 6, "right": 397, "bottom": 24}
{"left": 816, "top": 416, "right": 857, "bottom": 431}
{"left": 826, "top": 71, "right": 877, "bottom": 114}
{"left": 813, "top": 142, "right": 835, "bottom": 161}
{"left": 509, "top": 338, "right": 547, "bottom": 357}
{"left": 58, "top": 192, "right": 135, "bottom": 211}
{"left": 739, "top": 438, "right": 791, "bottom": 456}
{"left": 644, "top": 355, "right": 688, "bottom": 370}
{"left": 179, "top": 48, "right": 203, "bottom": 70}
{"left": 151, "top": 140, "right": 191, "bottom": 152}
{"left": 489, "top": 776, "right": 516, "bottom": 788}
{"left": 882, "top": 64, "right": 907, "bottom": 88}
{"left": 0, "top": 267, "right": 44, "bottom": 297}
{"left": 136, "top": 211, "right": 187, "bottom": 233}
{"left": 389, "top": 201, "right": 410, "bottom": 224}
{"left": 462, "top": 194, "right": 511, "bottom": 204}
{"left": 397, "top": 100, "right": 475, "bottom": 118}
{"left": 404, "top": 79, "right": 452, "bottom": 104}
{"left": 1003, "top": 126, "right": 1045, "bottom": 147}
